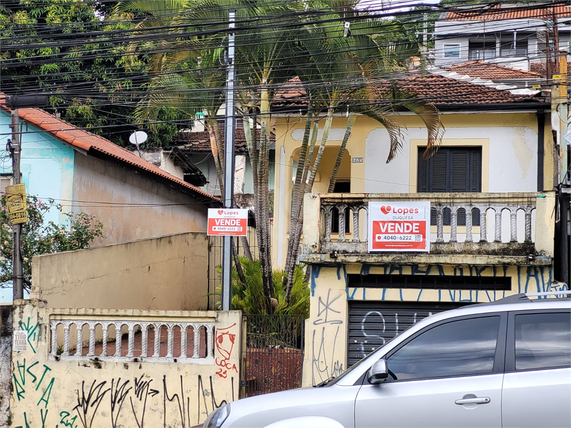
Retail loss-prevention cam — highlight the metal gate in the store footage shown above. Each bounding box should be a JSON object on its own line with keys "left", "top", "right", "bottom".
{"left": 347, "top": 301, "right": 461, "bottom": 366}
{"left": 242, "top": 314, "right": 304, "bottom": 398}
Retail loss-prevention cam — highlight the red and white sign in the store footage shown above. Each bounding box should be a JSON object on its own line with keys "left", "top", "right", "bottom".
{"left": 368, "top": 201, "right": 430, "bottom": 252}
{"left": 208, "top": 208, "right": 248, "bottom": 236}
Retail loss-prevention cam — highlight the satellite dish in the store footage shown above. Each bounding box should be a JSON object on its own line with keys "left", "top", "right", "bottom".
{"left": 129, "top": 130, "right": 148, "bottom": 146}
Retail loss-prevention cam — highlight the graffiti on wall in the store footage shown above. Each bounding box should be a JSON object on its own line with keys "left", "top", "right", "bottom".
{"left": 11, "top": 320, "right": 239, "bottom": 428}
{"left": 308, "top": 266, "right": 345, "bottom": 386}
{"left": 215, "top": 324, "right": 238, "bottom": 379}
{"left": 343, "top": 264, "right": 555, "bottom": 302}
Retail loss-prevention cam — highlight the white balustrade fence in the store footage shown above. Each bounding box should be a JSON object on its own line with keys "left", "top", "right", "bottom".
{"left": 49, "top": 318, "right": 215, "bottom": 363}
{"left": 310, "top": 192, "right": 547, "bottom": 255}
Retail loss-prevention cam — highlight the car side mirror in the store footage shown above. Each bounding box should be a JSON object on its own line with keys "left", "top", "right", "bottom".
{"left": 367, "top": 359, "right": 389, "bottom": 385}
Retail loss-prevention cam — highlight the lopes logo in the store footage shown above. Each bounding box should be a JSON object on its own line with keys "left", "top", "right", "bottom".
{"left": 380, "top": 205, "right": 419, "bottom": 215}
{"left": 218, "top": 209, "right": 240, "bottom": 216}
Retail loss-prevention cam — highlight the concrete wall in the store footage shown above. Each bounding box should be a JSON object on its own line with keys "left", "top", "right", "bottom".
{"left": 32, "top": 232, "right": 212, "bottom": 311}
{"left": 10, "top": 300, "right": 241, "bottom": 428}
{"left": 73, "top": 154, "right": 209, "bottom": 247}
{"left": 0, "top": 304, "right": 12, "bottom": 426}
{"left": 302, "top": 262, "right": 564, "bottom": 387}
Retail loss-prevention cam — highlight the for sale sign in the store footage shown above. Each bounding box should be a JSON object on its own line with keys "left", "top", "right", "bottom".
{"left": 208, "top": 208, "right": 248, "bottom": 236}
{"left": 368, "top": 201, "right": 430, "bottom": 252}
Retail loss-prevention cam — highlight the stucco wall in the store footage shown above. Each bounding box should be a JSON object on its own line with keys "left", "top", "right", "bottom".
{"left": 0, "top": 304, "right": 12, "bottom": 426}
{"left": 272, "top": 112, "right": 555, "bottom": 269}
{"left": 301, "top": 262, "right": 562, "bottom": 387}
{"left": 73, "top": 154, "right": 209, "bottom": 246}
{"left": 10, "top": 300, "right": 241, "bottom": 428}
{"left": 32, "top": 232, "right": 211, "bottom": 311}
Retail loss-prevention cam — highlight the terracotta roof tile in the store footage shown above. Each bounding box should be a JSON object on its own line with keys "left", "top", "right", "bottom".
{"left": 445, "top": 4, "right": 571, "bottom": 21}
{"left": 445, "top": 61, "right": 542, "bottom": 80}
{"left": 0, "top": 94, "right": 219, "bottom": 204}
{"left": 274, "top": 74, "right": 543, "bottom": 108}
{"left": 373, "top": 74, "right": 542, "bottom": 105}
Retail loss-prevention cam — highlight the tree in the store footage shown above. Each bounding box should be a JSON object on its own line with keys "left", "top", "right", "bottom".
{"left": 117, "top": 0, "right": 443, "bottom": 312}
{"left": 0, "top": 0, "right": 186, "bottom": 146}
{"left": 0, "top": 195, "right": 104, "bottom": 290}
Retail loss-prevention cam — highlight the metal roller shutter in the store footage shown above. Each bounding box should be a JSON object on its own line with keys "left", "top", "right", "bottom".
{"left": 347, "top": 301, "right": 462, "bottom": 366}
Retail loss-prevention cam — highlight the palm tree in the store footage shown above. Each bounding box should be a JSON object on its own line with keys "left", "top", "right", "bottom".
{"left": 115, "top": 0, "right": 443, "bottom": 311}
{"left": 281, "top": 0, "right": 443, "bottom": 301}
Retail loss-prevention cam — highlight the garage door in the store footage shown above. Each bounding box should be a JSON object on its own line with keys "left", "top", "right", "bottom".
{"left": 347, "top": 301, "right": 462, "bottom": 366}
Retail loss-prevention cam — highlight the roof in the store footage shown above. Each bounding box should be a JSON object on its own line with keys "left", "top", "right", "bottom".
{"left": 374, "top": 74, "right": 544, "bottom": 106}
{"left": 0, "top": 94, "right": 220, "bottom": 205}
{"left": 445, "top": 4, "right": 571, "bottom": 21}
{"left": 173, "top": 125, "right": 274, "bottom": 153}
{"left": 273, "top": 74, "right": 546, "bottom": 110}
{"left": 444, "top": 61, "right": 542, "bottom": 80}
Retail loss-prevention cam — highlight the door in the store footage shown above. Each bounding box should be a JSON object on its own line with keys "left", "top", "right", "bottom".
{"left": 355, "top": 315, "right": 505, "bottom": 428}
{"left": 502, "top": 311, "right": 571, "bottom": 428}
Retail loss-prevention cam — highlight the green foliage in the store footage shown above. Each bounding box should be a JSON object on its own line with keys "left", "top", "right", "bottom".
{"left": 0, "top": 195, "right": 104, "bottom": 289}
{"left": 220, "top": 257, "right": 310, "bottom": 317}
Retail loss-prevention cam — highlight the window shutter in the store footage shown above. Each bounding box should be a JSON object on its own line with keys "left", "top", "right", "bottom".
{"left": 451, "top": 151, "right": 469, "bottom": 192}
{"left": 430, "top": 150, "right": 449, "bottom": 192}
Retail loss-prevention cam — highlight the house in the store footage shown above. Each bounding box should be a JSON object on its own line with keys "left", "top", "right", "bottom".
{"left": 433, "top": 3, "right": 571, "bottom": 71}
{"left": 172, "top": 122, "right": 276, "bottom": 211}
{"left": 0, "top": 94, "right": 220, "bottom": 243}
{"left": 0, "top": 94, "right": 221, "bottom": 303}
{"left": 270, "top": 73, "right": 565, "bottom": 386}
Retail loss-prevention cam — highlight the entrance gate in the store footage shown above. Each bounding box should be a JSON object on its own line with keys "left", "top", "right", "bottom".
{"left": 242, "top": 314, "right": 304, "bottom": 398}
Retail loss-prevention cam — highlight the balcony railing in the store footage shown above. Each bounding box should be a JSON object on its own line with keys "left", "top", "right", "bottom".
{"left": 302, "top": 192, "right": 555, "bottom": 260}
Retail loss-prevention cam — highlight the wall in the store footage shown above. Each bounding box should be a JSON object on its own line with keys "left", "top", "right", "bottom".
{"left": 0, "top": 304, "right": 12, "bottom": 426}
{"left": 32, "top": 232, "right": 211, "bottom": 311}
{"left": 0, "top": 111, "right": 75, "bottom": 226}
{"left": 10, "top": 300, "right": 241, "bottom": 428}
{"left": 301, "top": 262, "right": 563, "bottom": 387}
{"left": 73, "top": 154, "right": 209, "bottom": 246}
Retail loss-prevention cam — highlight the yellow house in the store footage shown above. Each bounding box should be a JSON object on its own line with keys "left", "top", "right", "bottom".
{"left": 271, "top": 73, "right": 564, "bottom": 386}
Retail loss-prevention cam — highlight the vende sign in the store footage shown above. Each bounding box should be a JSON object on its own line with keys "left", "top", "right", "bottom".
{"left": 368, "top": 201, "right": 430, "bottom": 252}
{"left": 208, "top": 208, "right": 248, "bottom": 236}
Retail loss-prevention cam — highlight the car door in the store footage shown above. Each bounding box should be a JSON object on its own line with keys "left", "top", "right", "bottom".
{"left": 354, "top": 314, "right": 506, "bottom": 428}
{"left": 502, "top": 310, "right": 571, "bottom": 428}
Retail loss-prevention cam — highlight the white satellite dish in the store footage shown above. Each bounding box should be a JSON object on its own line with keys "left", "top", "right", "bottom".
{"left": 129, "top": 130, "right": 148, "bottom": 147}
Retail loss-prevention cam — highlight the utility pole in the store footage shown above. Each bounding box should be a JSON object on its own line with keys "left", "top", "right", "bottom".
{"left": 7, "top": 95, "right": 48, "bottom": 301}
{"left": 221, "top": 10, "right": 236, "bottom": 311}
{"left": 9, "top": 109, "right": 23, "bottom": 300}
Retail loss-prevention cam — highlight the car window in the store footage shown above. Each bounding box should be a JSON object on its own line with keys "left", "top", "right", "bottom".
{"left": 386, "top": 316, "right": 500, "bottom": 381}
{"left": 515, "top": 312, "right": 571, "bottom": 371}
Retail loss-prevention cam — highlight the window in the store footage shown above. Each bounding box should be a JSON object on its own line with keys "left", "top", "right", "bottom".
{"left": 331, "top": 181, "right": 350, "bottom": 234}
{"left": 443, "top": 44, "right": 460, "bottom": 58}
{"left": 418, "top": 147, "right": 482, "bottom": 225}
{"left": 469, "top": 40, "right": 496, "bottom": 60}
{"left": 514, "top": 312, "right": 571, "bottom": 371}
{"left": 386, "top": 316, "right": 500, "bottom": 381}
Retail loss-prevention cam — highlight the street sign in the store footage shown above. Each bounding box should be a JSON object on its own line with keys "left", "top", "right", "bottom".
{"left": 368, "top": 201, "right": 430, "bottom": 252}
{"left": 208, "top": 208, "right": 248, "bottom": 236}
{"left": 5, "top": 183, "right": 27, "bottom": 224}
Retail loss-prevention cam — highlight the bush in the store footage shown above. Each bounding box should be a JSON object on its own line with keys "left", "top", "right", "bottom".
{"left": 218, "top": 257, "right": 310, "bottom": 318}
{"left": 0, "top": 194, "right": 104, "bottom": 289}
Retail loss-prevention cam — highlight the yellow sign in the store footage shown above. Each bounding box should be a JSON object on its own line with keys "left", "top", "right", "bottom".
{"left": 6, "top": 183, "right": 27, "bottom": 224}
{"left": 532, "top": 84, "right": 542, "bottom": 90}
{"left": 552, "top": 74, "right": 564, "bottom": 81}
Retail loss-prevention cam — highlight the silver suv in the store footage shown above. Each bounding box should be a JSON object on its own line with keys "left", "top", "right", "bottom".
{"left": 199, "top": 292, "right": 571, "bottom": 428}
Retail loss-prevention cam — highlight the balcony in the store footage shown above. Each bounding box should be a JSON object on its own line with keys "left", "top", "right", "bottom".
{"left": 301, "top": 192, "right": 555, "bottom": 266}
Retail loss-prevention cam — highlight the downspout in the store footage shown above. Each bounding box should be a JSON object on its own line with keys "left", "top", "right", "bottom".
{"left": 536, "top": 110, "right": 545, "bottom": 192}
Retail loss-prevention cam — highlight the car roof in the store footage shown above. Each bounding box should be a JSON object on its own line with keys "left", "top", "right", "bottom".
{"left": 435, "top": 291, "right": 571, "bottom": 320}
